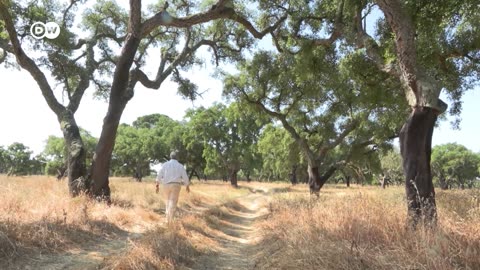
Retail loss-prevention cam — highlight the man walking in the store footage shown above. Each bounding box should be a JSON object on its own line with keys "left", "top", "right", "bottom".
{"left": 156, "top": 151, "right": 190, "bottom": 224}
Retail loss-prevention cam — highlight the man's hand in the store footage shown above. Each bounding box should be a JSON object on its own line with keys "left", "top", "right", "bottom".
{"left": 186, "top": 185, "right": 190, "bottom": 193}
{"left": 155, "top": 183, "right": 159, "bottom": 194}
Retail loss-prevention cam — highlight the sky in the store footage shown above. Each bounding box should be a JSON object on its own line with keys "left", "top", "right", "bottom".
{"left": 0, "top": 1, "right": 479, "bottom": 155}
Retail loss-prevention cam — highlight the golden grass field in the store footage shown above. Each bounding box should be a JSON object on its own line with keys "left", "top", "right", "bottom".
{"left": 257, "top": 185, "right": 480, "bottom": 270}
{"left": 0, "top": 175, "right": 479, "bottom": 269}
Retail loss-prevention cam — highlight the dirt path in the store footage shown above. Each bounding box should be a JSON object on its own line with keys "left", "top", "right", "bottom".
{"left": 8, "top": 187, "right": 274, "bottom": 270}
{"left": 181, "top": 192, "right": 270, "bottom": 270}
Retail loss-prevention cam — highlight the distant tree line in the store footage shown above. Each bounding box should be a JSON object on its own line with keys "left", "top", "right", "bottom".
{"left": 432, "top": 143, "right": 480, "bottom": 189}
{"left": 0, "top": 143, "right": 44, "bottom": 175}
{"left": 2, "top": 106, "right": 479, "bottom": 189}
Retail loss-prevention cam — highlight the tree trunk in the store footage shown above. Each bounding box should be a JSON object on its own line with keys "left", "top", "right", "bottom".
{"left": 467, "top": 181, "right": 473, "bottom": 189}
{"left": 56, "top": 166, "right": 67, "bottom": 181}
{"left": 89, "top": 34, "right": 141, "bottom": 201}
{"left": 380, "top": 174, "right": 389, "bottom": 189}
{"left": 89, "top": 98, "right": 130, "bottom": 199}
{"left": 290, "top": 165, "right": 298, "bottom": 185}
{"left": 346, "top": 175, "right": 351, "bottom": 187}
{"left": 229, "top": 169, "right": 238, "bottom": 187}
{"left": 246, "top": 171, "right": 251, "bottom": 182}
{"left": 400, "top": 106, "right": 438, "bottom": 229}
{"left": 308, "top": 165, "right": 337, "bottom": 196}
{"left": 89, "top": 103, "right": 126, "bottom": 200}
{"left": 59, "top": 112, "right": 87, "bottom": 196}
{"left": 196, "top": 171, "right": 204, "bottom": 181}
{"left": 308, "top": 166, "right": 322, "bottom": 195}
{"left": 134, "top": 164, "right": 142, "bottom": 182}
{"left": 438, "top": 173, "right": 448, "bottom": 190}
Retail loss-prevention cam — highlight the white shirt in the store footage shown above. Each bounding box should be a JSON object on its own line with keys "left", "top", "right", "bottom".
{"left": 156, "top": 159, "right": 189, "bottom": 186}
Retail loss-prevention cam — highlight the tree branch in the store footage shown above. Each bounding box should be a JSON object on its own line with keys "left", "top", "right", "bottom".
{"left": 354, "top": 3, "right": 400, "bottom": 77}
{"left": 129, "top": 0, "right": 142, "bottom": 37}
{"left": 326, "top": 120, "right": 358, "bottom": 150}
{"left": 134, "top": 30, "right": 228, "bottom": 91}
{"left": 67, "top": 42, "right": 97, "bottom": 113}
{"left": 0, "top": 3, "right": 65, "bottom": 115}
{"left": 132, "top": 30, "right": 192, "bottom": 90}
{"left": 376, "top": 0, "right": 418, "bottom": 93}
{"left": 62, "top": 0, "right": 81, "bottom": 28}
{"left": 235, "top": 83, "right": 317, "bottom": 164}
{"left": 320, "top": 165, "right": 338, "bottom": 180}
{"left": 295, "top": 0, "right": 345, "bottom": 47}
{"left": 141, "top": 0, "right": 286, "bottom": 39}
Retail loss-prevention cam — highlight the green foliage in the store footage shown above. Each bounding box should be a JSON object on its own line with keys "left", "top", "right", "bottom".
{"left": 44, "top": 159, "right": 64, "bottom": 176}
{"left": 224, "top": 48, "right": 405, "bottom": 181}
{"left": 111, "top": 124, "right": 152, "bottom": 179}
{"left": 380, "top": 148, "right": 404, "bottom": 185}
{"left": 185, "top": 102, "right": 266, "bottom": 180}
{"left": 108, "top": 113, "right": 212, "bottom": 180}
{"left": 336, "top": 145, "right": 383, "bottom": 185}
{"left": 377, "top": 0, "right": 480, "bottom": 119}
{"left": 113, "top": 114, "right": 193, "bottom": 179}
{"left": 80, "top": 0, "right": 128, "bottom": 96}
{"left": 257, "top": 124, "right": 302, "bottom": 181}
{"left": 7, "top": 142, "right": 32, "bottom": 175}
{"left": 262, "top": 0, "right": 479, "bottom": 123}
{"left": 42, "top": 135, "right": 65, "bottom": 175}
{"left": 1, "top": 142, "right": 42, "bottom": 175}
{"left": 0, "top": 146, "right": 10, "bottom": 174}
{"left": 182, "top": 119, "right": 207, "bottom": 180}
{"left": 132, "top": 113, "right": 180, "bottom": 162}
{"left": 432, "top": 143, "right": 480, "bottom": 189}
{"left": 42, "top": 129, "right": 97, "bottom": 176}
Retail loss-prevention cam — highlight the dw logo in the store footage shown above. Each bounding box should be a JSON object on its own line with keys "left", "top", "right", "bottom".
{"left": 30, "top": 22, "right": 61, "bottom": 40}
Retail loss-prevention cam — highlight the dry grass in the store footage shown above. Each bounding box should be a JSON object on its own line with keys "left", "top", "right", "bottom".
{"left": 0, "top": 175, "right": 251, "bottom": 268}
{"left": 0, "top": 175, "right": 123, "bottom": 263}
{"left": 3, "top": 175, "right": 479, "bottom": 270}
{"left": 257, "top": 184, "right": 480, "bottom": 270}
{"left": 100, "top": 225, "right": 199, "bottom": 270}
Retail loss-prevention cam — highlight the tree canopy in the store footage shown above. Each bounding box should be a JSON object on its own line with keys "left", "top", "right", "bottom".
{"left": 185, "top": 102, "right": 265, "bottom": 186}
{"left": 257, "top": 124, "right": 302, "bottom": 182}
{"left": 0, "top": 142, "right": 43, "bottom": 175}
{"left": 223, "top": 48, "right": 405, "bottom": 193}
{"left": 432, "top": 143, "right": 480, "bottom": 189}
{"left": 112, "top": 114, "right": 186, "bottom": 180}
